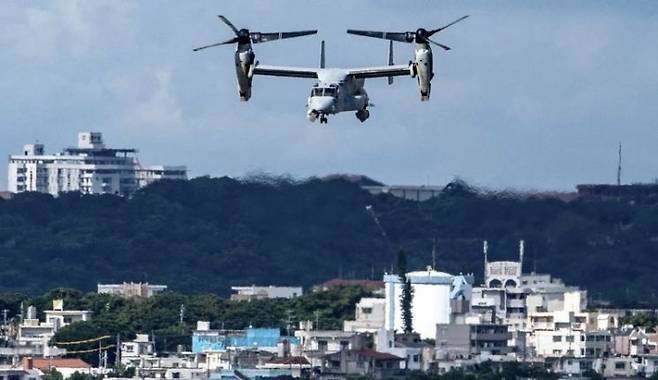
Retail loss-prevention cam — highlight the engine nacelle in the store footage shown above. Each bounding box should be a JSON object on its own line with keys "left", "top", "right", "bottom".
{"left": 235, "top": 46, "right": 255, "bottom": 101}
{"left": 414, "top": 45, "right": 433, "bottom": 101}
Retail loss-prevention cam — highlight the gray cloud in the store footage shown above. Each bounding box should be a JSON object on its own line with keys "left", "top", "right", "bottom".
{"left": 1, "top": 1, "right": 658, "bottom": 191}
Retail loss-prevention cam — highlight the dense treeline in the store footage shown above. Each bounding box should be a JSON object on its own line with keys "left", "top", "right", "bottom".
{"left": 1, "top": 175, "right": 658, "bottom": 305}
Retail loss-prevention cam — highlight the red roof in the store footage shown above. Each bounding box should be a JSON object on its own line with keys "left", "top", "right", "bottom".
{"left": 354, "top": 349, "right": 403, "bottom": 360}
{"left": 32, "top": 358, "right": 91, "bottom": 370}
{"left": 268, "top": 356, "right": 310, "bottom": 365}
{"left": 321, "top": 278, "right": 384, "bottom": 290}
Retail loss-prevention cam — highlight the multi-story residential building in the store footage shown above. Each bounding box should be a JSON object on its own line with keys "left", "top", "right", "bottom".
{"left": 7, "top": 132, "right": 186, "bottom": 196}
{"left": 97, "top": 282, "right": 167, "bottom": 298}
{"left": 17, "top": 300, "right": 90, "bottom": 355}
{"left": 436, "top": 322, "right": 512, "bottom": 358}
{"left": 120, "top": 334, "right": 156, "bottom": 367}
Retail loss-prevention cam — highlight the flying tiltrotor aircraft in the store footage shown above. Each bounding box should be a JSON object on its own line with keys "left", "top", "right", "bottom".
{"left": 193, "top": 15, "right": 468, "bottom": 124}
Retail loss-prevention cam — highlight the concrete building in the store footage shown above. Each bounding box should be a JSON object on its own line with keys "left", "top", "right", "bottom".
{"left": 436, "top": 322, "right": 512, "bottom": 358}
{"left": 343, "top": 298, "right": 386, "bottom": 333}
{"left": 193, "top": 321, "right": 299, "bottom": 354}
{"left": 44, "top": 299, "right": 91, "bottom": 330}
{"left": 295, "top": 322, "right": 361, "bottom": 354}
{"left": 230, "top": 286, "right": 302, "bottom": 301}
{"left": 320, "top": 349, "right": 404, "bottom": 379}
{"left": 98, "top": 282, "right": 167, "bottom": 298}
{"left": 17, "top": 300, "right": 90, "bottom": 349}
{"left": 121, "top": 334, "right": 155, "bottom": 367}
{"left": 384, "top": 267, "right": 473, "bottom": 340}
{"left": 7, "top": 132, "right": 186, "bottom": 196}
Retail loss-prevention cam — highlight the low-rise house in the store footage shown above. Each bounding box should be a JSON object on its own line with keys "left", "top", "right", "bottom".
{"left": 257, "top": 356, "right": 311, "bottom": 378}
{"left": 343, "top": 298, "right": 385, "bottom": 333}
{"left": 136, "top": 355, "right": 205, "bottom": 380}
{"left": 602, "top": 356, "right": 639, "bottom": 378}
{"left": 321, "top": 349, "right": 404, "bottom": 379}
{"left": 0, "top": 358, "right": 41, "bottom": 380}
{"left": 30, "top": 357, "right": 91, "bottom": 378}
{"left": 120, "top": 334, "right": 155, "bottom": 367}
{"left": 376, "top": 331, "right": 434, "bottom": 371}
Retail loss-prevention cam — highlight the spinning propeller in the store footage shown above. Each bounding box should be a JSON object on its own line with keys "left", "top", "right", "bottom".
{"left": 346, "top": 15, "right": 469, "bottom": 51}
{"left": 193, "top": 15, "right": 318, "bottom": 51}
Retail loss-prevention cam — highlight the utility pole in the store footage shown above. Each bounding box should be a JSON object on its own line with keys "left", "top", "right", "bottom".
{"left": 432, "top": 237, "right": 437, "bottom": 270}
{"left": 179, "top": 304, "right": 186, "bottom": 325}
{"left": 617, "top": 142, "right": 622, "bottom": 186}
{"left": 116, "top": 334, "right": 121, "bottom": 367}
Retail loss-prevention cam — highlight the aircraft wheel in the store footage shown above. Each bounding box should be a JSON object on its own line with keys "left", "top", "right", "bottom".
{"left": 356, "top": 109, "right": 369, "bottom": 122}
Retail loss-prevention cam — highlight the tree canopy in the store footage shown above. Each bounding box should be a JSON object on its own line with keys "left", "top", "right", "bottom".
{"left": 1, "top": 175, "right": 657, "bottom": 305}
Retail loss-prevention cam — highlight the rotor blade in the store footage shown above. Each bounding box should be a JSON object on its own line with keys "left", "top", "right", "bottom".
{"left": 193, "top": 37, "right": 239, "bottom": 51}
{"left": 347, "top": 30, "right": 413, "bottom": 43}
{"left": 428, "top": 15, "right": 470, "bottom": 36}
{"left": 217, "top": 15, "right": 239, "bottom": 35}
{"left": 250, "top": 30, "right": 318, "bottom": 43}
{"left": 426, "top": 37, "right": 451, "bottom": 51}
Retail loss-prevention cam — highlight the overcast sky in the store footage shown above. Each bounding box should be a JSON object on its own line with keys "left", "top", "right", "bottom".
{"left": 2, "top": 1, "right": 657, "bottom": 191}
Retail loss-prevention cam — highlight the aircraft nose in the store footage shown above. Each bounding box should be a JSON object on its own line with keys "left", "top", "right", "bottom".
{"left": 310, "top": 97, "right": 335, "bottom": 113}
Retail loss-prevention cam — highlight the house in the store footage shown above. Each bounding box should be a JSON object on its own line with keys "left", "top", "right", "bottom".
{"left": 0, "top": 358, "right": 41, "bottom": 380}
{"left": 120, "top": 334, "right": 155, "bottom": 367}
{"left": 30, "top": 358, "right": 91, "bottom": 378}
{"left": 321, "top": 349, "right": 404, "bottom": 379}
{"left": 343, "top": 298, "right": 386, "bottom": 333}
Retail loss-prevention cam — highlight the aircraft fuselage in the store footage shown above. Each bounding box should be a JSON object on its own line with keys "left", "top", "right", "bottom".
{"left": 306, "top": 70, "right": 369, "bottom": 123}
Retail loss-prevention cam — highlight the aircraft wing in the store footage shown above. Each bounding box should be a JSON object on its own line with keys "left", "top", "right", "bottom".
{"left": 252, "top": 65, "right": 319, "bottom": 79}
{"left": 348, "top": 64, "right": 411, "bottom": 79}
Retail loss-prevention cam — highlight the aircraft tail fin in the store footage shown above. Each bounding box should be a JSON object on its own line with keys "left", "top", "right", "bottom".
{"left": 387, "top": 40, "right": 394, "bottom": 85}
{"left": 320, "top": 40, "right": 325, "bottom": 68}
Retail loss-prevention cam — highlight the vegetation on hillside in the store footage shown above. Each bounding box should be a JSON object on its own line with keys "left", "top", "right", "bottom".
{"left": 1, "top": 175, "right": 658, "bottom": 305}
{"left": 0, "top": 285, "right": 371, "bottom": 364}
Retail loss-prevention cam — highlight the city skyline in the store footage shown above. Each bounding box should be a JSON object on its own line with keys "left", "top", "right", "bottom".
{"left": 2, "top": 1, "right": 658, "bottom": 191}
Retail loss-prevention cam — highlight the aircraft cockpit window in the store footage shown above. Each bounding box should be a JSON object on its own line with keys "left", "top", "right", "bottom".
{"left": 311, "top": 88, "right": 323, "bottom": 96}
{"left": 323, "top": 87, "right": 337, "bottom": 97}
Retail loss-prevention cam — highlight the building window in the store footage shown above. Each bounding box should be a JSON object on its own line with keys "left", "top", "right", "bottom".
{"left": 318, "top": 340, "right": 328, "bottom": 351}
{"left": 615, "top": 362, "right": 626, "bottom": 370}
{"left": 553, "top": 336, "right": 562, "bottom": 342}
{"left": 566, "top": 336, "right": 575, "bottom": 342}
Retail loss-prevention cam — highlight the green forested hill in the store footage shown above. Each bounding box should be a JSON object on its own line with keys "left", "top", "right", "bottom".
{"left": 1, "top": 176, "right": 657, "bottom": 305}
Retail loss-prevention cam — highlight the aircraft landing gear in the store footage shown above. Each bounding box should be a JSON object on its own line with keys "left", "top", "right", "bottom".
{"left": 356, "top": 109, "right": 370, "bottom": 123}
{"left": 319, "top": 115, "right": 328, "bottom": 124}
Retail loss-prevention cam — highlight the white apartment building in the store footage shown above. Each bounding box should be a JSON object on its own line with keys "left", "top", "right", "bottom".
{"left": 8, "top": 132, "right": 186, "bottom": 196}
